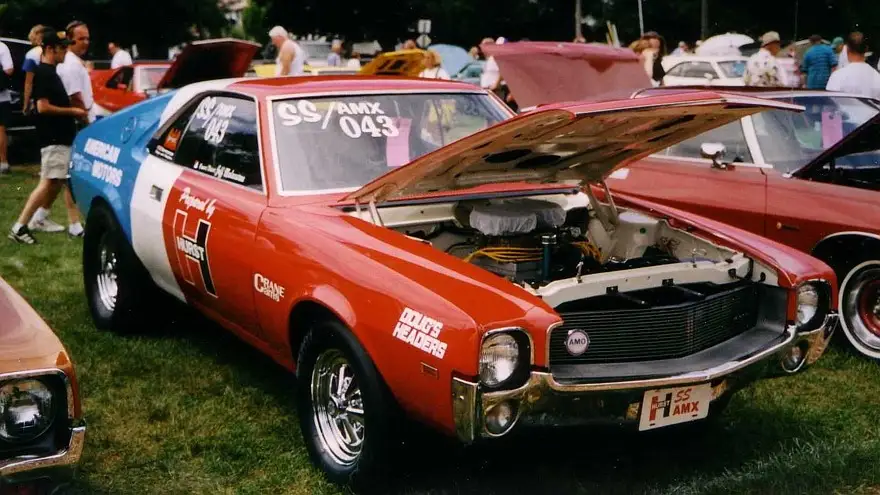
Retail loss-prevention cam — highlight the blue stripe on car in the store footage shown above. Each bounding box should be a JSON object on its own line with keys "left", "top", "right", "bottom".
{"left": 69, "top": 93, "right": 175, "bottom": 242}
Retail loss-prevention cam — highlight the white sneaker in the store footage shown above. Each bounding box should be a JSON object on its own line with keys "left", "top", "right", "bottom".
{"left": 28, "top": 218, "right": 65, "bottom": 233}
{"left": 68, "top": 223, "right": 84, "bottom": 238}
{"left": 0, "top": 165, "right": 9, "bottom": 175}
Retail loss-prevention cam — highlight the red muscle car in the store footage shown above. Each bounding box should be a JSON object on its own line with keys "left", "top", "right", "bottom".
{"left": 69, "top": 77, "right": 837, "bottom": 484}
{"left": 91, "top": 38, "right": 259, "bottom": 117}
{"left": 0, "top": 277, "right": 85, "bottom": 491}
{"left": 604, "top": 87, "right": 880, "bottom": 360}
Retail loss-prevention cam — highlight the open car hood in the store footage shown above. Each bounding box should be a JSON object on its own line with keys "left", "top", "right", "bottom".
{"left": 359, "top": 49, "right": 426, "bottom": 77}
{"left": 345, "top": 91, "right": 802, "bottom": 204}
{"left": 157, "top": 38, "right": 260, "bottom": 90}
{"left": 793, "top": 112, "right": 880, "bottom": 178}
{"left": 481, "top": 42, "right": 652, "bottom": 109}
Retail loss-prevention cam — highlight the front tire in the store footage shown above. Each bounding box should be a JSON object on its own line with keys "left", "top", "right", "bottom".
{"left": 83, "top": 204, "right": 156, "bottom": 333}
{"left": 839, "top": 260, "right": 880, "bottom": 360}
{"left": 296, "top": 319, "right": 394, "bottom": 486}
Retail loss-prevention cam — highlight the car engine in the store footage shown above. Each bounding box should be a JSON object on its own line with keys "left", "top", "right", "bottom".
{"left": 402, "top": 198, "right": 684, "bottom": 288}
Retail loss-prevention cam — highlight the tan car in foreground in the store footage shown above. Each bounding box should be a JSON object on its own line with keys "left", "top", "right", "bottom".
{"left": 0, "top": 277, "right": 85, "bottom": 491}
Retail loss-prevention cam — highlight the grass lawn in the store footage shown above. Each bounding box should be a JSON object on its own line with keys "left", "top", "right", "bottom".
{"left": 2, "top": 165, "right": 880, "bottom": 494}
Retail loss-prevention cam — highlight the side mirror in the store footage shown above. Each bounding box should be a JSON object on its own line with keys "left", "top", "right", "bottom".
{"left": 703, "top": 73, "right": 716, "bottom": 82}
{"left": 116, "top": 83, "right": 128, "bottom": 90}
{"left": 700, "top": 142, "right": 728, "bottom": 169}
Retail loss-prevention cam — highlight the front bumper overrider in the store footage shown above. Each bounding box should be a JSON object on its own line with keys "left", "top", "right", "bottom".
{"left": 453, "top": 314, "right": 837, "bottom": 443}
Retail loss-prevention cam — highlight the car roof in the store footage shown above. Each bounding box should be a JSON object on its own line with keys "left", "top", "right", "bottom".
{"left": 227, "top": 75, "right": 485, "bottom": 98}
{"left": 0, "top": 37, "right": 29, "bottom": 47}
{"left": 632, "top": 86, "right": 870, "bottom": 100}
{"left": 665, "top": 55, "right": 747, "bottom": 62}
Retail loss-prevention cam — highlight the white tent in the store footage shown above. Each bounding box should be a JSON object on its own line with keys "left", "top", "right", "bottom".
{"left": 696, "top": 33, "right": 755, "bottom": 56}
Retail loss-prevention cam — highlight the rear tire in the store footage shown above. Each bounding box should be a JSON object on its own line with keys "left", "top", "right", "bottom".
{"left": 838, "top": 260, "right": 880, "bottom": 360}
{"left": 83, "top": 204, "right": 157, "bottom": 333}
{"left": 296, "top": 319, "right": 395, "bottom": 486}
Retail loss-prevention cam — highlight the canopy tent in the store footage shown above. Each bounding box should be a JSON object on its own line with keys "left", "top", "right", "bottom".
{"left": 429, "top": 44, "right": 471, "bottom": 76}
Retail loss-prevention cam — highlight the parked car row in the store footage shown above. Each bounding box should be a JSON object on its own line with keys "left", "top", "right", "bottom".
{"left": 4, "top": 38, "right": 879, "bottom": 490}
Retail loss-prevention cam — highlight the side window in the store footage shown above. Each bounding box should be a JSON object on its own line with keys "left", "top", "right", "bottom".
{"left": 681, "top": 62, "right": 716, "bottom": 79}
{"left": 664, "top": 121, "right": 753, "bottom": 163}
{"left": 106, "top": 67, "right": 133, "bottom": 89}
{"left": 151, "top": 95, "right": 262, "bottom": 190}
{"left": 666, "top": 63, "right": 687, "bottom": 77}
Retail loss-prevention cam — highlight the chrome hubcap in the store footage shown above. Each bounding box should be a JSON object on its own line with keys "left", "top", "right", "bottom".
{"left": 843, "top": 267, "right": 880, "bottom": 350}
{"left": 96, "top": 234, "right": 119, "bottom": 312}
{"left": 311, "top": 350, "right": 365, "bottom": 466}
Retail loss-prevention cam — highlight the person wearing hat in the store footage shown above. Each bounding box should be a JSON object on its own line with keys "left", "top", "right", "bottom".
{"left": 269, "top": 26, "right": 305, "bottom": 76}
{"left": 826, "top": 32, "right": 880, "bottom": 99}
{"left": 744, "top": 31, "right": 788, "bottom": 87}
{"left": 801, "top": 34, "right": 836, "bottom": 89}
{"left": 9, "top": 29, "right": 87, "bottom": 244}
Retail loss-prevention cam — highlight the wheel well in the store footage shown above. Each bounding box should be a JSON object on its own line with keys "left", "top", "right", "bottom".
{"left": 89, "top": 196, "right": 112, "bottom": 218}
{"left": 288, "top": 301, "right": 343, "bottom": 361}
{"left": 812, "top": 234, "right": 880, "bottom": 283}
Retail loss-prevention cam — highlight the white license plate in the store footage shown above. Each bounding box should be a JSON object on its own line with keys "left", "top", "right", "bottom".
{"left": 638, "top": 383, "right": 713, "bottom": 431}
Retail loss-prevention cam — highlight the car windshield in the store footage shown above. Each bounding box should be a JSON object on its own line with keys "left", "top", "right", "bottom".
{"left": 139, "top": 67, "right": 168, "bottom": 91}
{"left": 717, "top": 60, "right": 746, "bottom": 78}
{"left": 752, "top": 95, "right": 880, "bottom": 174}
{"left": 272, "top": 92, "right": 509, "bottom": 192}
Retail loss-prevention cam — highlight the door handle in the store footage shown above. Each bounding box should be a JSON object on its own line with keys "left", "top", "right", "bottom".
{"left": 149, "top": 185, "right": 163, "bottom": 202}
{"left": 775, "top": 221, "right": 800, "bottom": 232}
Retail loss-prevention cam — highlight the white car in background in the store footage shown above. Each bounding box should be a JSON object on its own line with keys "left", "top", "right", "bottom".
{"left": 662, "top": 56, "right": 748, "bottom": 86}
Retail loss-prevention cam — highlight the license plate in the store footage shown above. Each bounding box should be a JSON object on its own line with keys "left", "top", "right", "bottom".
{"left": 638, "top": 383, "right": 712, "bottom": 431}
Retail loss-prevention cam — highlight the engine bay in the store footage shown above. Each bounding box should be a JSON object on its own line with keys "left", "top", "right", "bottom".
{"left": 396, "top": 197, "right": 717, "bottom": 288}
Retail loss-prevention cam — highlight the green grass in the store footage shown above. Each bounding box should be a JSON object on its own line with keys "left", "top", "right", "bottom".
{"left": 2, "top": 166, "right": 880, "bottom": 494}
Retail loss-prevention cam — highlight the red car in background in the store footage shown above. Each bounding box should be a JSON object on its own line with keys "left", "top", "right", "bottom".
{"left": 490, "top": 43, "right": 880, "bottom": 361}
{"left": 607, "top": 87, "right": 880, "bottom": 360}
{"left": 91, "top": 38, "right": 259, "bottom": 117}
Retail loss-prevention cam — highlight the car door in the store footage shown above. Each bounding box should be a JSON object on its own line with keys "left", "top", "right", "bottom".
{"left": 135, "top": 92, "right": 266, "bottom": 334}
{"left": 608, "top": 119, "right": 769, "bottom": 236}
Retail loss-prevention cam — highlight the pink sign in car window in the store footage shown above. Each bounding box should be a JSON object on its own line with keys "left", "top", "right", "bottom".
{"left": 386, "top": 118, "right": 413, "bottom": 167}
{"left": 821, "top": 111, "right": 844, "bottom": 148}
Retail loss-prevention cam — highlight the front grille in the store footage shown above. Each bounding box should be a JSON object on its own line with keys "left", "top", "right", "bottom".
{"left": 549, "top": 283, "right": 759, "bottom": 365}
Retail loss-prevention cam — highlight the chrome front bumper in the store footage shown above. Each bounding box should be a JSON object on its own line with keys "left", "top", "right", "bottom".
{"left": 453, "top": 314, "right": 837, "bottom": 442}
{"left": 0, "top": 424, "right": 86, "bottom": 484}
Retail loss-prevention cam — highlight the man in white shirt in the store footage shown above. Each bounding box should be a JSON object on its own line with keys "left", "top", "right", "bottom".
{"left": 269, "top": 26, "right": 305, "bottom": 76}
{"left": 480, "top": 37, "right": 503, "bottom": 90}
{"left": 108, "top": 41, "right": 133, "bottom": 68}
{"left": 0, "top": 39, "right": 14, "bottom": 174}
{"left": 826, "top": 32, "right": 880, "bottom": 99}
{"left": 57, "top": 21, "right": 95, "bottom": 124}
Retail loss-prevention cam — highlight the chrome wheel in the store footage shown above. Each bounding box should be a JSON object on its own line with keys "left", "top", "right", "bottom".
{"left": 96, "top": 233, "right": 119, "bottom": 313}
{"left": 311, "top": 349, "right": 365, "bottom": 466}
{"left": 840, "top": 261, "right": 880, "bottom": 358}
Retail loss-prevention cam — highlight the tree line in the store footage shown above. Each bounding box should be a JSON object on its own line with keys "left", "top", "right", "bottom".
{"left": 0, "top": 0, "right": 876, "bottom": 60}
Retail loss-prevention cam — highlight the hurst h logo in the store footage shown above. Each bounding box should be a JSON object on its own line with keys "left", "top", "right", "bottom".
{"left": 173, "top": 209, "right": 216, "bottom": 297}
{"left": 649, "top": 392, "right": 673, "bottom": 422}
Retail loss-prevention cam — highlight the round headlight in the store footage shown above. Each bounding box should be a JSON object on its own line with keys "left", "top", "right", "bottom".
{"left": 0, "top": 379, "right": 56, "bottom": 443}
{"left": 797, "top": 284, "right": 820, "bottom": 327}
{"left": 479, "top": 333, "right": 520, "bottom": 387}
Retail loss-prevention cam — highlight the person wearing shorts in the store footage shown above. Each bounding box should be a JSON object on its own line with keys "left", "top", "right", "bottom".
{"left": 0, "top": 38, "right": 14, "bottom": 174}
{"left": 9, "top": 29, "right": 86, "bottom": 245}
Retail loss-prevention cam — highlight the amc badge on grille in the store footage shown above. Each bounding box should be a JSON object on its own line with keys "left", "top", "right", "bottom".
{"left": 565, "top": 329, "right": 590, "bottom": 356}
